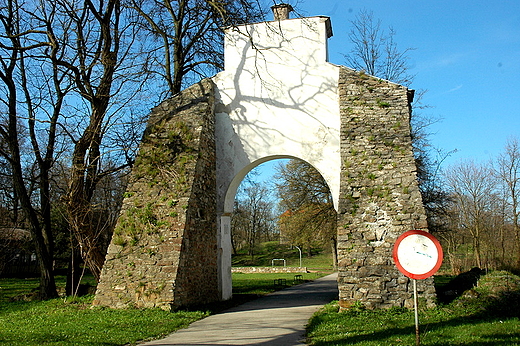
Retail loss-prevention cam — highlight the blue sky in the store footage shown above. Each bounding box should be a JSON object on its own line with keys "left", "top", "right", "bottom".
{"left": 292, "top": 0, "right": 520, "bottom": 168}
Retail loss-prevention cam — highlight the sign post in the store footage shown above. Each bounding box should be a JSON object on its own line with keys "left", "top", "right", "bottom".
{"left": 393, "top": 230, "right": 443, "bottom": 346}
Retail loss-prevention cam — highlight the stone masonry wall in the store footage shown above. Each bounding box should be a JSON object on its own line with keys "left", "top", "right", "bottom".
{"left": 93, "top": 68, "right": 438, "bottom": 311}
{"left": 336, "top": 67, "right": 437, "bottom": 309}
{"left": 231, "top": 267, "right": 308, "bottom": 274}
{"left": 93, "top": 79, "right": 219, "bottom": 310}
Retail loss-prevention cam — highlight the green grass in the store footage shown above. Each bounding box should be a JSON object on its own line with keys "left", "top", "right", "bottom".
{"left": 306, "top": 302, "right": 520, "bottom": 345}
{"left": 0, "top": 276, "right": 207, "bottom": 346}
{"left": 5, "top": 267, "right": 519, "bottom": 346}
{"left": 232, "top": 272, "right": 324, "bottom": 295}
{"left": 0, "top": 277, "right": 42, "bottom": 302}
{"left": 0, "top": 296, "right": 207, "bottom": 346}
{"left": 232, "top": 241, "right": 335, "bottom": 270}
{"left": 0, "top": 275, "right": 97, "bottom": 303}
{"left": 0, "top": 271, "right": 322, "bottom": 346}
{"left": 306, "top": 271, "right": 520, "bottom": 345}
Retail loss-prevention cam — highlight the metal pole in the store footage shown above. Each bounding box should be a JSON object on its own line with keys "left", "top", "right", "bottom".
{"left": 413, "top": 279, "right": 420, "bottom": 346}
{"left": 295, "top": 246, "right": 302, "bottom": 268}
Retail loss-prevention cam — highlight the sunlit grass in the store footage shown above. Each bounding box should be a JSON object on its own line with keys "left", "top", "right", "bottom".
{"left": 0, "top": 271, "right": 324, "bottom": 346}
{"left": 307, "top": 301, "right": 520, "bottom": 345}
{"left": 0, "top": 295, "right": 207, "bottom": 346}
{"left": 232, "top": 272, "right": 324, "bottom": 295}
{"left": 306, "top": 271, "right": 520, "bottom": 345}
{"left": 232, "top": 241, "right": 335, "bottom": 270}
{"left": 0, "top": 276, "right": 207, "bottom": 346}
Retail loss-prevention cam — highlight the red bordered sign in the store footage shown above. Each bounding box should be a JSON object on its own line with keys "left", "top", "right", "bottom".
{"left": 393, "top": 230, "right": 443, "bottom": 280}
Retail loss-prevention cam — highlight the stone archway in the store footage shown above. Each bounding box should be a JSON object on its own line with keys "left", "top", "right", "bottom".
{"left": 93, "top": 13, "right": 436, "bottom": 311}
{"left": 218, "top": 155, "right": 336, "bottom": 301}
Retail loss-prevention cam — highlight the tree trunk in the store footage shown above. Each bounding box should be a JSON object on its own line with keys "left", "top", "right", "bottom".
{"left": 67, "top": 195, "right": 107, "bottom": 282}
{"left": 474, "top": 236, "right": 482, "bottom": 268}
{"left": 515, "top": 222, "right": 520, "bottom": 270}
{"left": 37, "top": 249, "right": 58, "bottom": 300}
{"left": 63, "top": 0, "right": 119, "bottom": 282}
{"left": 3, "top": 66, "right": 58, "bottom": 299}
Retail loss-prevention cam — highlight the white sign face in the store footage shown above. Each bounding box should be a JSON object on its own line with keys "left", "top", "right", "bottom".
{"left": 396, "top": 234, "right": 439, "bottom": 275}
{"left": 393, "top": 230, "right": 443, "bottom": 280}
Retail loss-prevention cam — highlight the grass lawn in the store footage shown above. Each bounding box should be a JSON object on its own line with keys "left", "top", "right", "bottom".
{"left": 3, "top": 267, "right": 519, "bottom": 345}
{"left": 0, "top": 296, "right": 207, "bottom": 346}
{"left": 306, "top": 302, "right": 520, "bottom": 345}
{"left": 232, "top": 241, "right": 335, "bottom": 271}
{"left": 233, "top": 272, "right": 325, "bottom": 295}
{"left": 306, "top": 271, "right": 520, "bottom": 345}
{"left": 0, "top": 271, "right": 319, "bottom": 346}
{"left": 0, "top": 276, "right": 207, "bottom": 346}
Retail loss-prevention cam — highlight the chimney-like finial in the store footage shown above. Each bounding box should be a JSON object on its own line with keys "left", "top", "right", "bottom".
{"left": 271, "top": 3, "right": 293, "bottom": 21}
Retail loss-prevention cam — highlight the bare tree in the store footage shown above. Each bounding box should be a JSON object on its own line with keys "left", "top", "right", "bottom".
{"left": 440, "top": 141, "right": 520, "bottom": 273}
{"left": 232, "top": 179, "right": 276, "bottom": 259}
{"left": 59, "top": 0, "right": 267, "bottom": 280}
{"left": 2, "top": 0, "right": 268, "bottom": 290}
{"left": 127, "top": 0, "right": 267, "bottom": 98}
{"left": 50, "top": 0, "right": 140, "bottom": 282}
{"left": 344, "top": 9, "right": 414, "bottom": 86}
{"left": 0, "top": 0, "right": 146, "bottom": 289}
{"left": 445, "top": 160, "right": 497, "bottom": 268}
{"left": 0, "top": 0, "right": 67, "bottom": 298}
{"left": 495, "top": 137, "right": 520, "bottom": 267}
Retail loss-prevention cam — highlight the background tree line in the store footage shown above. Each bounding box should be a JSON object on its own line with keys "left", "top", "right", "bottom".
{"left": 439, "top": 137, "right": 520, "bottom": 274}
{"left": 231, "top": 162, "right": 337, "bottom": 268}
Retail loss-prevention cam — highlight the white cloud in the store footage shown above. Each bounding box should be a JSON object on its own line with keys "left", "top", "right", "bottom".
{"left": 447, "top": 84, "right": 463, "bottom": 93}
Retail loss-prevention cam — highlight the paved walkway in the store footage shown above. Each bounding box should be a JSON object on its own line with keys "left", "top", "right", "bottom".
{"left": 141, "top": 272, "right": 338, "bottom": 346}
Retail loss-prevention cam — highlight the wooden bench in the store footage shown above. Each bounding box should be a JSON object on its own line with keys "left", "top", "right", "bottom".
{"left": 293, "top": 274, "right": 303, "bottom": 284}
{"left": 273, "top": 278, "right": 287, "bottom": 287}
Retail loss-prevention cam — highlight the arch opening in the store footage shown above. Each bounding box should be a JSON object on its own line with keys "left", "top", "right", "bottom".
{"left": 219, "top": 157, "right": 339, "bottom": 302}
{"left": 222, "top": 156, "right": 339, "bottom": 215}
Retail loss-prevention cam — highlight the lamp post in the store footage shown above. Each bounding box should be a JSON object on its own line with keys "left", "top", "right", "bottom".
{"left": 295, "top": 245, "right": 302, "bottom": 268}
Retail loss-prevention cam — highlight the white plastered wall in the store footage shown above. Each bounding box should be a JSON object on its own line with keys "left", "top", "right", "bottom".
{"left": 212, "top": 16, "right": 341, "bottom": 300}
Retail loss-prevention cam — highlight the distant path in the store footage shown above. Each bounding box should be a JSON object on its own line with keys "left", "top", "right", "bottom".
{"left": 140, "top": 272, "right": 338, "bottom": 346}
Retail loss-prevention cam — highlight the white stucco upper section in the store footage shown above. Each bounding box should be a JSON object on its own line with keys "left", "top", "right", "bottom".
{"left": 213, "top": 16, "right": 341, "bottom": 213}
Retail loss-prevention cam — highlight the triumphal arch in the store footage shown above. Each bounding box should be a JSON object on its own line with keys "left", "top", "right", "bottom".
{"left": 93, "top": 8, "right": 436, "bottom": 310}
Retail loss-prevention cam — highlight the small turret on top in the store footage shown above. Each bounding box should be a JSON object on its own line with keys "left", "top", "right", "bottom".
{"left": 271, "top": 3, "right": 293, "bottom": 21}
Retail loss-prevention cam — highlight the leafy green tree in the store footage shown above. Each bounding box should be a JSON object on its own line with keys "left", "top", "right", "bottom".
{"left": 275, "top": 159, "right": 337, "bottom": 266}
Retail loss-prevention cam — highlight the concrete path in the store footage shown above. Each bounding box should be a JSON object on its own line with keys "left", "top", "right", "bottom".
{"left": 141, "top": 272, "right": 338, "bottom": 346}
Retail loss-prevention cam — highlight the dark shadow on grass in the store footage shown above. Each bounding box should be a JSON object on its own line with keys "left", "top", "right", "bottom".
{"left": 436, "top": 268, "right": 485, "bottom": 304}
{"left": 0, "top": 298, "right": 43, "bottom": 314}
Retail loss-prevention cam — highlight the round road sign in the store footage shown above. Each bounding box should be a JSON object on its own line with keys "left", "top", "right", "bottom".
{"left": 393, "top": 230, "right": 443, "bottom": 280}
